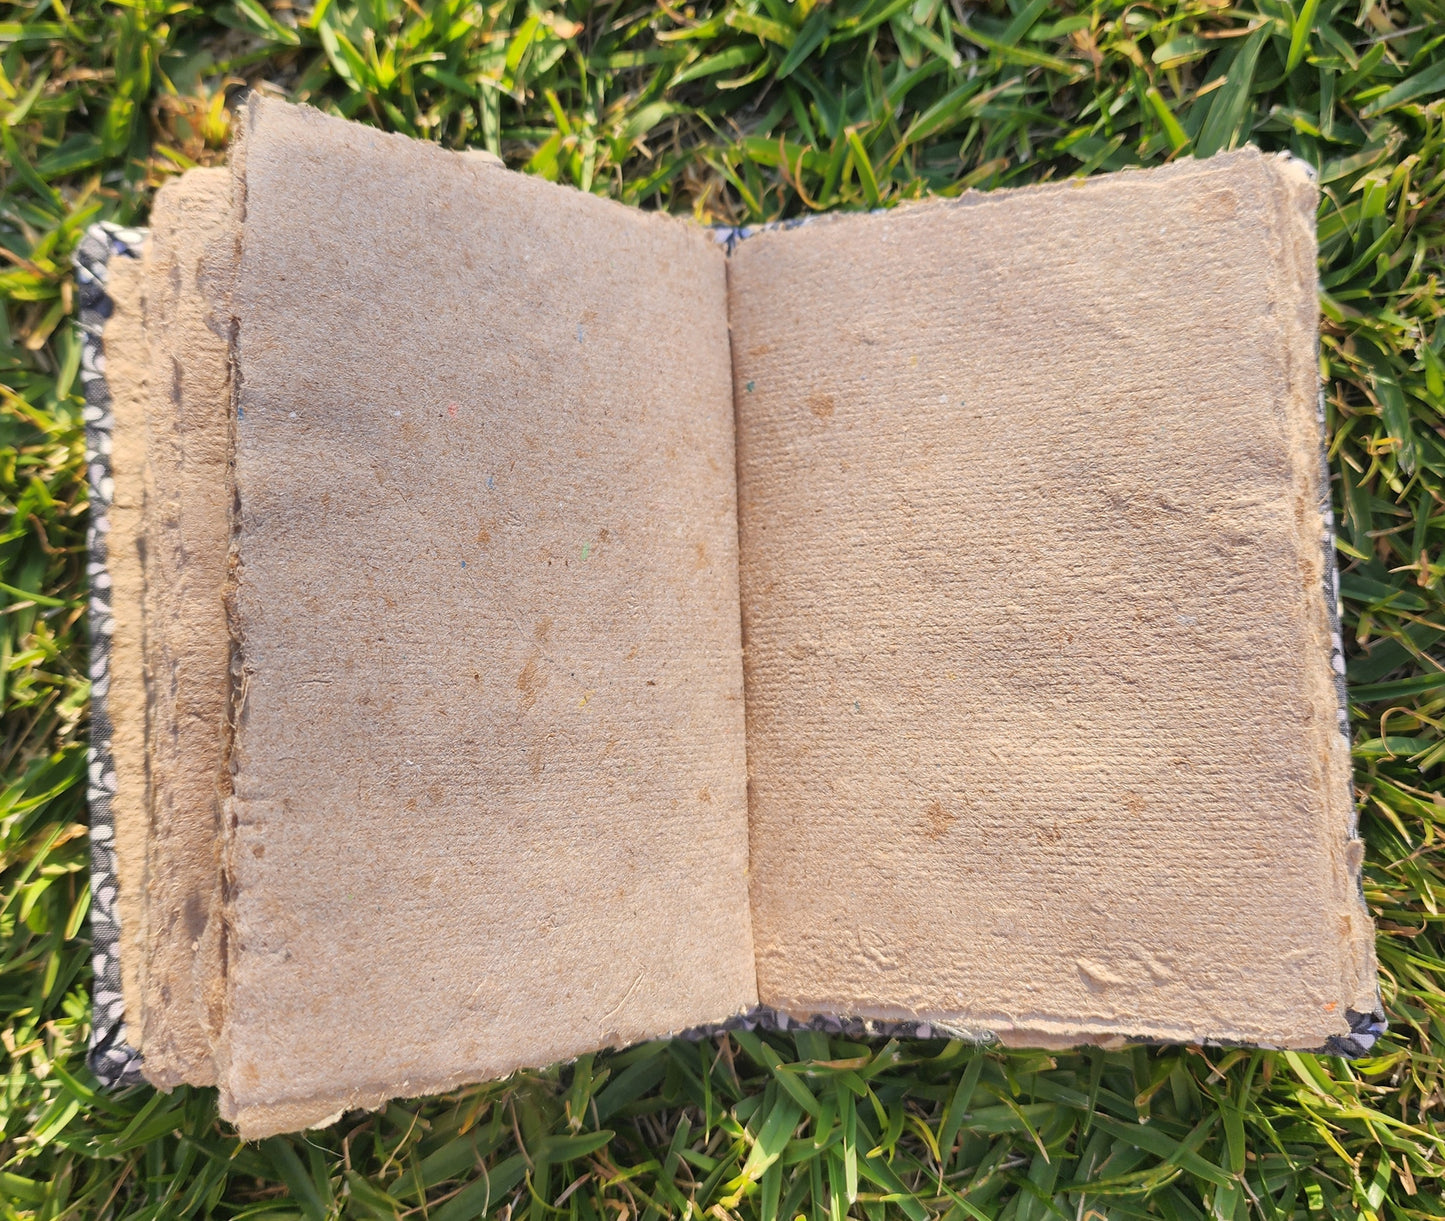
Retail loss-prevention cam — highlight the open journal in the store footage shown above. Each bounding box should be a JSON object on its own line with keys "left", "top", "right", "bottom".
{"left": 79, "top": 95, "right": 1382, "bottom": 1139}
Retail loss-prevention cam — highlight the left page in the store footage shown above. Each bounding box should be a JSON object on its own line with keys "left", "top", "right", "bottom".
{"left": 215, "top": 97, "right": 754, "bottom": 1136}
{"left": 137, "top": 170, "right": 235, "bottom": 1088}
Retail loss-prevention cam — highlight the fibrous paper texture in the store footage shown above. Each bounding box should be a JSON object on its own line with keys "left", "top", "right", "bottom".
{"left": 136, "top": 170, "right": 234, "bottom": 1088}
{"left": 220, "top": 97, "right": 754, "bottom": 1135}
{"left": 81, "top": 96, "right": 1381, "bottom": 1139}
{"left": 729, "top": 154, "right": 1376, "bottom": 1050}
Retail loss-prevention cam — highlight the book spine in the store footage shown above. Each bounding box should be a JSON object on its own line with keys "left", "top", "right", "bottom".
{"left": 75, "top": 222, "right": 148, "bottom": 1087}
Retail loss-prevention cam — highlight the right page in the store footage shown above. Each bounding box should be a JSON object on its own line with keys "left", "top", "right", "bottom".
{"left": 730, "top": 150, "right": 1380, "bottom": 1050}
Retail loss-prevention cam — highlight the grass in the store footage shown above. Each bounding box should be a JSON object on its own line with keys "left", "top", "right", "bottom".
{"left": 1, "top": 0, "right": 1444, "bottom": 1216}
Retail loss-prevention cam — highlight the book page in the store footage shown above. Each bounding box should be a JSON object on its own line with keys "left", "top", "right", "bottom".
{"left": 218, "top": 98, "right": 753, "bottom": 1136}
{"left": 137, "top": 170, "right": 234, "bottom": 1088}
{"left": 94, "top": 251, "right": 151, "bottom": 1054}
{"left": 97, "top": 173, "right": 233, "bottom": 1090}
{"left": 730, "top": 152, "right": 1377, "bottom": 1049}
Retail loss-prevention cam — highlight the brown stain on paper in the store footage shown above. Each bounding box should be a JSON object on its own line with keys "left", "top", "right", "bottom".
{"left": 923, "top": 800, "right": 955, "bottom": 841}
{"left": 517, "top": 650, "right": 548, "bottom": 714}
{"left": 807, "top": 393, "right": 835, "bottom": 419}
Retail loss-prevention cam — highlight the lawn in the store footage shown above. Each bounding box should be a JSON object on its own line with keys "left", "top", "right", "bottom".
{"left": 2, "top": 0, "right": 1444, "bottom": 1217}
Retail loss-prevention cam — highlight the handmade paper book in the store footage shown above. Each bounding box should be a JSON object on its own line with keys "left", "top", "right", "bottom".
{"left": 80, "top": 95, "right": 1382, "bottom": 1139}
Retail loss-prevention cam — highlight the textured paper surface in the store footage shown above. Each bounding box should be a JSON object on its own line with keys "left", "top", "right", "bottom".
{"left": 123, "top": 171, "right": 235, "bottom": 1088}
{"left": 218, "top": 97, "right": 754, "bottom": 1136}
{"left": 730, "top": 151, "right": 1376, "bottom": 1049}
{"left": 98, "top": 254, "right": 151, "bottom": 1042}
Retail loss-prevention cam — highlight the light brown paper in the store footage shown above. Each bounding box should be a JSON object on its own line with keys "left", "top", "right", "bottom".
{"left": 125, "top": 171, "right": 236, "bottom": 1088}
{"left": 730, "top": 150, "right": 1375, "bottom": 1049}
{"left": 99, "top": 254, "right": 152, "bottom": 1041}
{"left": 217, "top": 97, "right": 755, "bottom": 1135}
